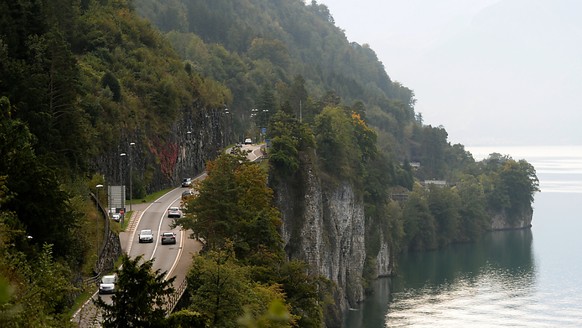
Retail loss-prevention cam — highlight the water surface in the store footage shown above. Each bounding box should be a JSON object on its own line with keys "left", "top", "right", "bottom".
{"left": 345, "top": 146, "right": 582, "bottom": 327}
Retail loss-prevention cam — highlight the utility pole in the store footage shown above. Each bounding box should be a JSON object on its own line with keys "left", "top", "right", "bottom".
{"left": 299, "top": 100, "right": 302, "bottom": 123}
{"left": 120, "top": 152, "right": 126, "bottom": 225}
{"left": 129, "top": 142, "right": 135, "bottom": 212}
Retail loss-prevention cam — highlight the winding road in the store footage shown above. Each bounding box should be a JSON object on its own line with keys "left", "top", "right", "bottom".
{"left": 71, "top": 144, "right": 262, "bottom": 327}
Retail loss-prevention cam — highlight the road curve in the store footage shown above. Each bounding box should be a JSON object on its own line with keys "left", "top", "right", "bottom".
{"left": 72, "top": 145, "right": 262, "bottom": 327}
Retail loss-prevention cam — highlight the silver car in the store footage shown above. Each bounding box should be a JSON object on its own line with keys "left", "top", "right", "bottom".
{"left": 160, "top": 232, "right": 176, "bottom": 245}
{"left": 167, "top": 207, "right": 182, "bottom": 218}
{"left": 138, "top": 229, "right": 154, "bottom": 243}
{"left": 99, "top": 274, "right": 117, "bottom": 294}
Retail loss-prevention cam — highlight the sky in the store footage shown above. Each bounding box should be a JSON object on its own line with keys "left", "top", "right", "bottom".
{"left": 320, "top": 0, "right": 582, "bottom": 146}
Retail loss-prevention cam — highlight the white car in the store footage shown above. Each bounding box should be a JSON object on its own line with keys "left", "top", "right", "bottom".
{"left": 244, "top": 138, "right": 252, "bottom": 144}
{"left": 181, "top": 177, "right": 192, "bottom": 187}
{"left": 168, "top": 207, "right": 182, "bottom": 218}
{"left": 138, "top": 229, "right": 154, "bottom": 243}
{"left": 99, "top": 274, "right": 117, "bottom": 294}
{"left": 111, "top": 213, "right": 121, "bottom": 222}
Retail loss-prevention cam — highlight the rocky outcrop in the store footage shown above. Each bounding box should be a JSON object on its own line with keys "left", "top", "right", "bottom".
{"left": 95, "top": 105, "right": 226, "bottom": 194}
{"left": 490, "top": 206, "right": 533, "bottom": 230}
{"left": 375, "top": 232, "right": 392, "bottom": 277}
{"left": 275, "top": 163, "right": 369, "bottom": 320}
{"left": 277, "top": 170, "right": 366, "bottom": 308}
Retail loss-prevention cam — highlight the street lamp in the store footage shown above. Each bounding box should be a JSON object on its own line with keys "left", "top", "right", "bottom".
{"left": 261, "top": 109, "right": 269, "bottom": 142}
{"left": 129, "top": 142, "right": 135, "bottom": 212}
{"left": 96, "top": 184, "right": 104, "bottom": 210}
{"left": 223, "top": 108, "right": 230, "bottom": 146}
{"left": 96, "top": 184, "right": 104, "bottom": 257}
{"left": 120, "top": 152, "right": 127, "bottom": 225}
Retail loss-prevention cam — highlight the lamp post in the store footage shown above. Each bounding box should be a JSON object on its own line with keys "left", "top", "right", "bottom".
{"left": 96, "top": 184, "right": 104, "bottom": 210}
{"left": 223, "top": 108, "right": 230, "bottom": 146}
{"left": 250, "top": 108, "right": 258, "bottom": 143}
{"left": 261, "top": 109, "right": 269, "bottom": 142}
{"left": 120, "top": 152, "right": 127, "bottom": 225}
{"left": 129, "top": 142, "right": 135, "bottom": 212}
{"left": 96, "top": 184, "right": 103, "bottom": 257}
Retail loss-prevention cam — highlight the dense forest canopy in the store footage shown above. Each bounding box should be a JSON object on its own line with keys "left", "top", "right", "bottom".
{"left": 0, "top": 0, "right": 539, "bottom": 326}
{"left": 135, "top": 0, "right": 417, "bottom": 154}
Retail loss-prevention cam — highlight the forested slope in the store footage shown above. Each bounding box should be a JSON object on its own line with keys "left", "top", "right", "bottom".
{"left": 134, "top": 0, "right": 540, "bottom": 324}
{"left": 0, "top": 0, "right": 539, "bottom": 326}
{"left": 1, "top": 0, "right": 230, "bottom": 326}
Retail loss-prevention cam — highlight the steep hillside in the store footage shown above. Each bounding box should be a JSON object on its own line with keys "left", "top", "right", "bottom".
{"left": 0, "top": 0, "right": 539, "bottom": 326}
{"left": 135, "top": 0, "right": 417, "bottom": 154}
{"left": 132, "top": 0, "right": 540, "bottom": 324}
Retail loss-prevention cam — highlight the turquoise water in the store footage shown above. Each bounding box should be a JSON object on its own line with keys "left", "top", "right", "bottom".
{"left": 345, "top": 146, "right": 582, "bottom": 327}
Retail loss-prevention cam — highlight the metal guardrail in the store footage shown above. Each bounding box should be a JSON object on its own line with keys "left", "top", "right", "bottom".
{"left": 83, "top": 273, "right": 101, "bottom": 288}
{"left": 166, "top": 278, "right": 188, "bottom": 315}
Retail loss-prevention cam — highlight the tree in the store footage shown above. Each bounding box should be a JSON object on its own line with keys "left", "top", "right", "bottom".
{"left": 94, "top": 255, "right": 175, "bottom": 328}
{"left": 287, "top": 75, "right": 308, "bottom": 119}
{"left": 176, "top": 150, "right": 283, "bottom": 263}
{"left": 275, "top": 260, "right": 324, "bottom": 328}
{"left": 456, "top": 175, "right": 489, "bottom": 241}
{"left": 186, "top": 247, "right": 257, "bottom": 328}
{"left": 402, "top": 186, "right": 437, "bottom": 251}
{"left": 313, "top": 105, "right": 356, "bottom": 179}
{"left": 0, "top": 97, "right": 83, "bottom": 262}
{"left": 268, "top": 111, "right": 301, "bottom": 175}
{"left": 176, "top": 153, "right": 242, "bottom": 249}
{"left": 427, "top": 184, "right": 460, "bottom": 246}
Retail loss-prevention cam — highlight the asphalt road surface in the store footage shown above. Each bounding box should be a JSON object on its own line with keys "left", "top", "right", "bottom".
{"left": 71, "top": 144, "right": 262, "bottom": 327}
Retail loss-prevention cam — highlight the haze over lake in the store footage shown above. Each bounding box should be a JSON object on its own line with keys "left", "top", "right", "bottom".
{"left": 345, "top": 145, "right": 582, "bottom": 327}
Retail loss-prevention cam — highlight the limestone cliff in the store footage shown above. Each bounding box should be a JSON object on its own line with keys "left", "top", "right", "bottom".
{"left": 274, "top": 159, "right": 391, "bottom": 321}
{"left": 96, "top": 106, "right": 225, "bottom": 193}
{"left": 490, "top": 206, "right": 533, "bottom": 230}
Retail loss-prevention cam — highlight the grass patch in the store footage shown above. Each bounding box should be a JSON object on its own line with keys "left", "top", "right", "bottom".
{"left": 128, "top": 188, "right": 174, "bottom": 204}
{"left": 68, "top": 284, "right": 98, "bottom": 318}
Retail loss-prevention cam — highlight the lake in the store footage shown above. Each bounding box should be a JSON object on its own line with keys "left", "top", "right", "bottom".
{"left": 345, "top": 145, "right": 582, "bottom": 327}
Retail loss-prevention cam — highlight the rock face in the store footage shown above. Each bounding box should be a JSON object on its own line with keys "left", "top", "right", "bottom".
{"left": 275, "top": 163, "right": 370, "bottom": 317}
{"left": 375, "top": 231, "right": 392, "bottom": 277}
{"left": 95, "top": 107, "right": 225, "bottom": 193}
{"left": 277, "top": 170, "right": 366, "bottom": 308}
{"left": 491, "top": 206, "right": 534, "bottom": 230}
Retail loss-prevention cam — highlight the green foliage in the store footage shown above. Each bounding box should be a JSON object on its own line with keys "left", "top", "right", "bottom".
{"left": 186, "top": 247, "right": 292, "bottom": 328}
{"left": 166, "top": 309, "right": 209, "bottom": 328}
{"left": 0, "top": 0, "right": 543, "bottom": 324}
{"left": 237, "top": 286, "right": 295, "bottom": 328}
{"left": 455, "top": 175, "right": 489, "bottom": 241}
{"left": 427, "top": 184, "right": 461, "bottom": 247}
{"left": 275, "top": 260, "right": 324, "bottom": 328}
{"left": 135, "top": 0, "right": 417, "bottom": 148}
{"left": 0, "top": 232, "right": 75, "bottom": 327}
{"left": 481, "top": 155, "right": 539, "bottom": 223}
{"left": 313, "top": 106, "right": 357, "bottom": 179}
{"left": 396, "top": 152, "right": 539, "bottom": 252}
{"left": 402, "top": 186, "right": 437, "bottom": 251}
{"left": 0, "top": 98, "right": 85, "bottom": 265}
{"left": 268, "top": 111, "right": 315, "bottom": 176}
{"left": 177, "top": 151, "right": 283, "bottom": 263}
{"left": 101, "top": 71, "right": 122, "bottom": 101}
{"left": 94, "top": 254, "right": 175, "bottom": 328}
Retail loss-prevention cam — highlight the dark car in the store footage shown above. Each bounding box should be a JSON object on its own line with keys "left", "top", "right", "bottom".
{"left": 161, "top": 232, "right": 176, "bottom": 245}
{"left": 182, "top": 189, "right": 194, "bottom": 199}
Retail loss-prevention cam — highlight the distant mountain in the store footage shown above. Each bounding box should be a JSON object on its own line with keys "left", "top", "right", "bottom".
{"left": 134, "top": 0, "right": 418, "bottom": 152}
